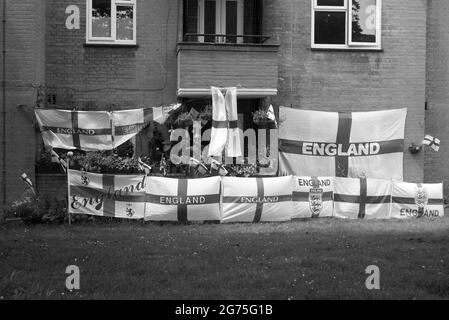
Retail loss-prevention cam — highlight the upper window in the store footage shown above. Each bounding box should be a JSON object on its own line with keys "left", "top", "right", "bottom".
{"left": 86, "top": 0, "right": 136, "bottom": 45}
{"left": 311, "top": 0, "right": 381, "bottom": 49}
{"left": 183, "top": 0, "right": 264, "bottom": 44}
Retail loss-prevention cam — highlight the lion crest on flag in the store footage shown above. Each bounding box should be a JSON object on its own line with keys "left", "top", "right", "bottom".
{"left": 415, "top": 187, "right": 429, "bottom": 209}
{"left": 81, "top": 172, "right": 90, "bottom": 186}
{"left": 309, "top": 188, "right": 323, "bottom": 217}
{"left": 126, "top": 205, "right": 135, "bottom": 218}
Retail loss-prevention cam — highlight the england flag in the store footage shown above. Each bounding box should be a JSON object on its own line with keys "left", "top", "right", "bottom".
{"left": 145, "top": 176, "right": 222, "bottom": 222}
{"left": 221, "top": 176, "right": 293, "bottom": 223}
{"left": 279, "top": 107, "right": 407, "bottom": 180}
{"left": 333, "top": 177, "right": 392, "bottom": 219}
{"left": 35, "top": 109, "right": 113, "bottom": 151}
{"left": 292, "top": 176, "right": 334, "bottom": 219}
{"left": 391, "top": 181, "right": 444, "bottom": 219}
{"left": 69, "top": 170, "right": 147, "bottom": 219}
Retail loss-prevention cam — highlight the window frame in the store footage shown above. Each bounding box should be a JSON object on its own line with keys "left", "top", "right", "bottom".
{"left": 86, "top": 0, "right": 137, "bottom": 45}
{"left": 198, "top": 0, "right": 244, "bottom": 43}
{"left": 311, "top": 0, "right": 382, "bottom": 50}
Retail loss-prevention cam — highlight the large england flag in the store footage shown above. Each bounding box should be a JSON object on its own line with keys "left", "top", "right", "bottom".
{"left": 112, "top": 108, "right": 153, "bottom": 148}
{"left": 391, "top": 182, "right": 444, "bottom": 219}
{"left": 292, "top": 176, "right": 334, "bottom": 219}
{"left": 145, "top": 176, "right": 222, "bottom": 222}
{"left": 69, "top": 170, "right": 146, "bottom": 219}
{"left": 279, "top": 107, "right": 407, "bottom": 180}
{"left": 221, "top": 176, "right": 293, "bottom": 223}
{"left": 35, "top": 109, "right": 113, "bottom": 151}
{"left": 333, "top": 177, "right": 392, "bottom": 219}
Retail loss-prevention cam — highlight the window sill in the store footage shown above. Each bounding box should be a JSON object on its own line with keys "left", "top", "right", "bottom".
{"left": 311, "top": 47, "right": 383, "bottom": 53}
{"left": 84, "top": 43, "right": 139, "bottom": 48}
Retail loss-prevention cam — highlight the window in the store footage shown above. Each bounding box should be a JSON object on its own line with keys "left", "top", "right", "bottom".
{"left": 183, "top": 0, "right": 263, "bottom": 44}
{"left": 311, "top": 0, "right": 381, "bottom": 49}
{"left": 86, "top": 0, "right": 136, "bottom": 45}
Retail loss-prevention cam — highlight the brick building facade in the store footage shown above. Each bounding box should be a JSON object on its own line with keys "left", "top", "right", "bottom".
{"left": 0, "top": 0, "right": 446, "bottom": 216}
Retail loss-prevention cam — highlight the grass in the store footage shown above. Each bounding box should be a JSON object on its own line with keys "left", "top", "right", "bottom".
{"left": 1, "top": 217, "right": 449, "bottom": 300}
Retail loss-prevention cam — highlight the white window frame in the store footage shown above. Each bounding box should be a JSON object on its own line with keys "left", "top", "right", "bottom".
{"left": 311, "top": 0, "right": 382, "bottom": 50}
{"left": 198, "top": 0, "right": 244, "bottom": 43}
{"left": 86, "top": 0, "right": 137, "bottom": 45}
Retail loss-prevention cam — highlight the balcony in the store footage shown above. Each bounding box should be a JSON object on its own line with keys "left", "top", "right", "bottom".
{"left": 176, "top": 34, "right": 280, "bottom": 98}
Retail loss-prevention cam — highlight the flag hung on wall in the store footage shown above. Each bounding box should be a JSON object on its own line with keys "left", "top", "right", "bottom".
{"left": 390, "top": 181, "right": 444, "bottom": 219}
{"left": 35, "top": 105, "right": 181, "bottom": 151}
{"left": 35, "top": 109, "right": 113, "bottom": 151}
{"left": 221, "top": 176, "right": 293, "bottom": 223}
{"left": 292, "top": 176, "right": 334, "bottom": 219}
{"left": 333, "top": 177, "right": 392, "bottom": 219}
{"left": 279, "top": 107, "right": 407, "bottom": 180}
{"left": 145, "top": 176, "right": 222, "bottom": 222}
{"left": 68, "top": 170, "right": 147, "bottom": 219}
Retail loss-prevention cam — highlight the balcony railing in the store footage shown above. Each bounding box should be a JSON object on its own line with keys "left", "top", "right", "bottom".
{"left": 183, "top": 33, "right": 271, "bottom": 44}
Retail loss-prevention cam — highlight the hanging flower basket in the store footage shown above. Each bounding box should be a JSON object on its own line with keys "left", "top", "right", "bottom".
{"left": 253, "top": 110, "right": 275, "bottom": 128}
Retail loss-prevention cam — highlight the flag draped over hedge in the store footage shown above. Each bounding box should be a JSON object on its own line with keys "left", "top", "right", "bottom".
{"left": 391, "top": 182, "right": 444, "bottom": 219}
{"left": 292, "top": 176, "right": 334, "bottom": 219}
{"left": 145, "top": 176, "right": 222, "bottom": 222}
{"left": 279, "top": 107, "right": 407, "bottom": 180}
{"left": 68, "top": 170, "right": 147, "bottom": 219}
{"left": 221, "top": 176, "right": 293, "bottom": 223}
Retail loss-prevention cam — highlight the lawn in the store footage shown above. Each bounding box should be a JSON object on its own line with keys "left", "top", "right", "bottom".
{"left": 1, "top": 217, "right": 449, "bottom": 300}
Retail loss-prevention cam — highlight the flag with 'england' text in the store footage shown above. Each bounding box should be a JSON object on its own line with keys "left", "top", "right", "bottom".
{"left": 35, "top": 109, "right": 113, "bottom": 151}
{"left": 69, "top": 170, "right": 146, "bottom": 219}
{"left": 292, "top": 176, "right": 334, "bottom": 219}
{"left": 391, "top": 181, "right": 444, "bottom": 219}
{"left": 279, "top": 107, "right": 407, "bottom": 180}
{"left": 221, "top": 176, "right": 293, "bottom": 223}
{"left": 145, "top": 176, "right": 222, "bottom": 222}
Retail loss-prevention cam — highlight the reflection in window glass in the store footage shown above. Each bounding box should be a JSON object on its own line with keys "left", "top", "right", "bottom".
{"left": 317, "top": 0, "right": 345, "bottom": 6}
{"left": 117, "top": 6, "right": 134, "bottom": 40}
{"left": 92, "top": 0, "right": 111, "bottom": 38}
{"left": 352, "top": 0, "right": 377, "bottom": 43}
{"left": 314, "top": 11, "right": 346, "bottom": 45}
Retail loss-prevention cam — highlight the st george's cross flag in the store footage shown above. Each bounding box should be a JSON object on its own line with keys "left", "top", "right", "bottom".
{"left": 35, "top": 109, "right": 113, "bottom": 151}
{"left": 35, "top": 105, "right": 181, "bottom": 151}
{"left": 112, "top": 108, "right": 154, "bottom": 148}
{"left": 208, "top": 87, "right": 243, "bottom": 158}
{"left": 68, "top": 170, "right": 146, "bottom": 219}
{"left": 221, "top": 176, "right": 293, "bottom": 223}
{"left": 422, "top": 135, "right": 440, "bottom": 152}
{"left": 333, "top": 177, "right": 392, "bottom": 219}
{"left": 279, "top": 107, "right": 407, "bottom": 180}
{"left": 145, "top": 176, "right": 222, "bottom": 222}
{"left": 292, "top": 176, "right": 334, "bottom": 219}
{"left": 391, "top": 181, "right": 444, "bottom": 219}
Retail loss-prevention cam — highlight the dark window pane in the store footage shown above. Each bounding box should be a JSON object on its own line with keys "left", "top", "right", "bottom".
{"left": 116, "top": 6, "right": 133, "bottom": 41}
{"left": 183, "top": 0, "right": 198, "bottom": 41}
{"left": 352, "top": 0, "right": 377, "bottom": 43}
{"left": 92, "top": 0, "right": 111, "bottom": 38}
{"left": 317, "top": 0, "right": 345, "bottom": 6}
{"left": 314, "top": 11, "right": 346, "bottom": 45}
{"left": 226, "top": 1, "right": 238, "bottom": 43}
{"left": 244, "top": 0, "right": 262, "bottom": 43}
{"left": 204, "top": 0, "right": 216, "bottom": 42}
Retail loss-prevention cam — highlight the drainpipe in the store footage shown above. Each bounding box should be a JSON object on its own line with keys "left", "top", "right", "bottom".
{"left": 2, "top": 0, "right": 6, "bottom": 220}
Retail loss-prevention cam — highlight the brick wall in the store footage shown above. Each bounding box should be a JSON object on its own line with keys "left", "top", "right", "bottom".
{"left": 264, "top": 0, "right": 427, "bottom": 183}
{"left": 45, "top": 0, "right": 179, "bottom": 110}
{"left": 425, "top": 0, "right": 449, "bottom": 191}
{"left": 0, "top": 0, "right": 46, "bottom": 218}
